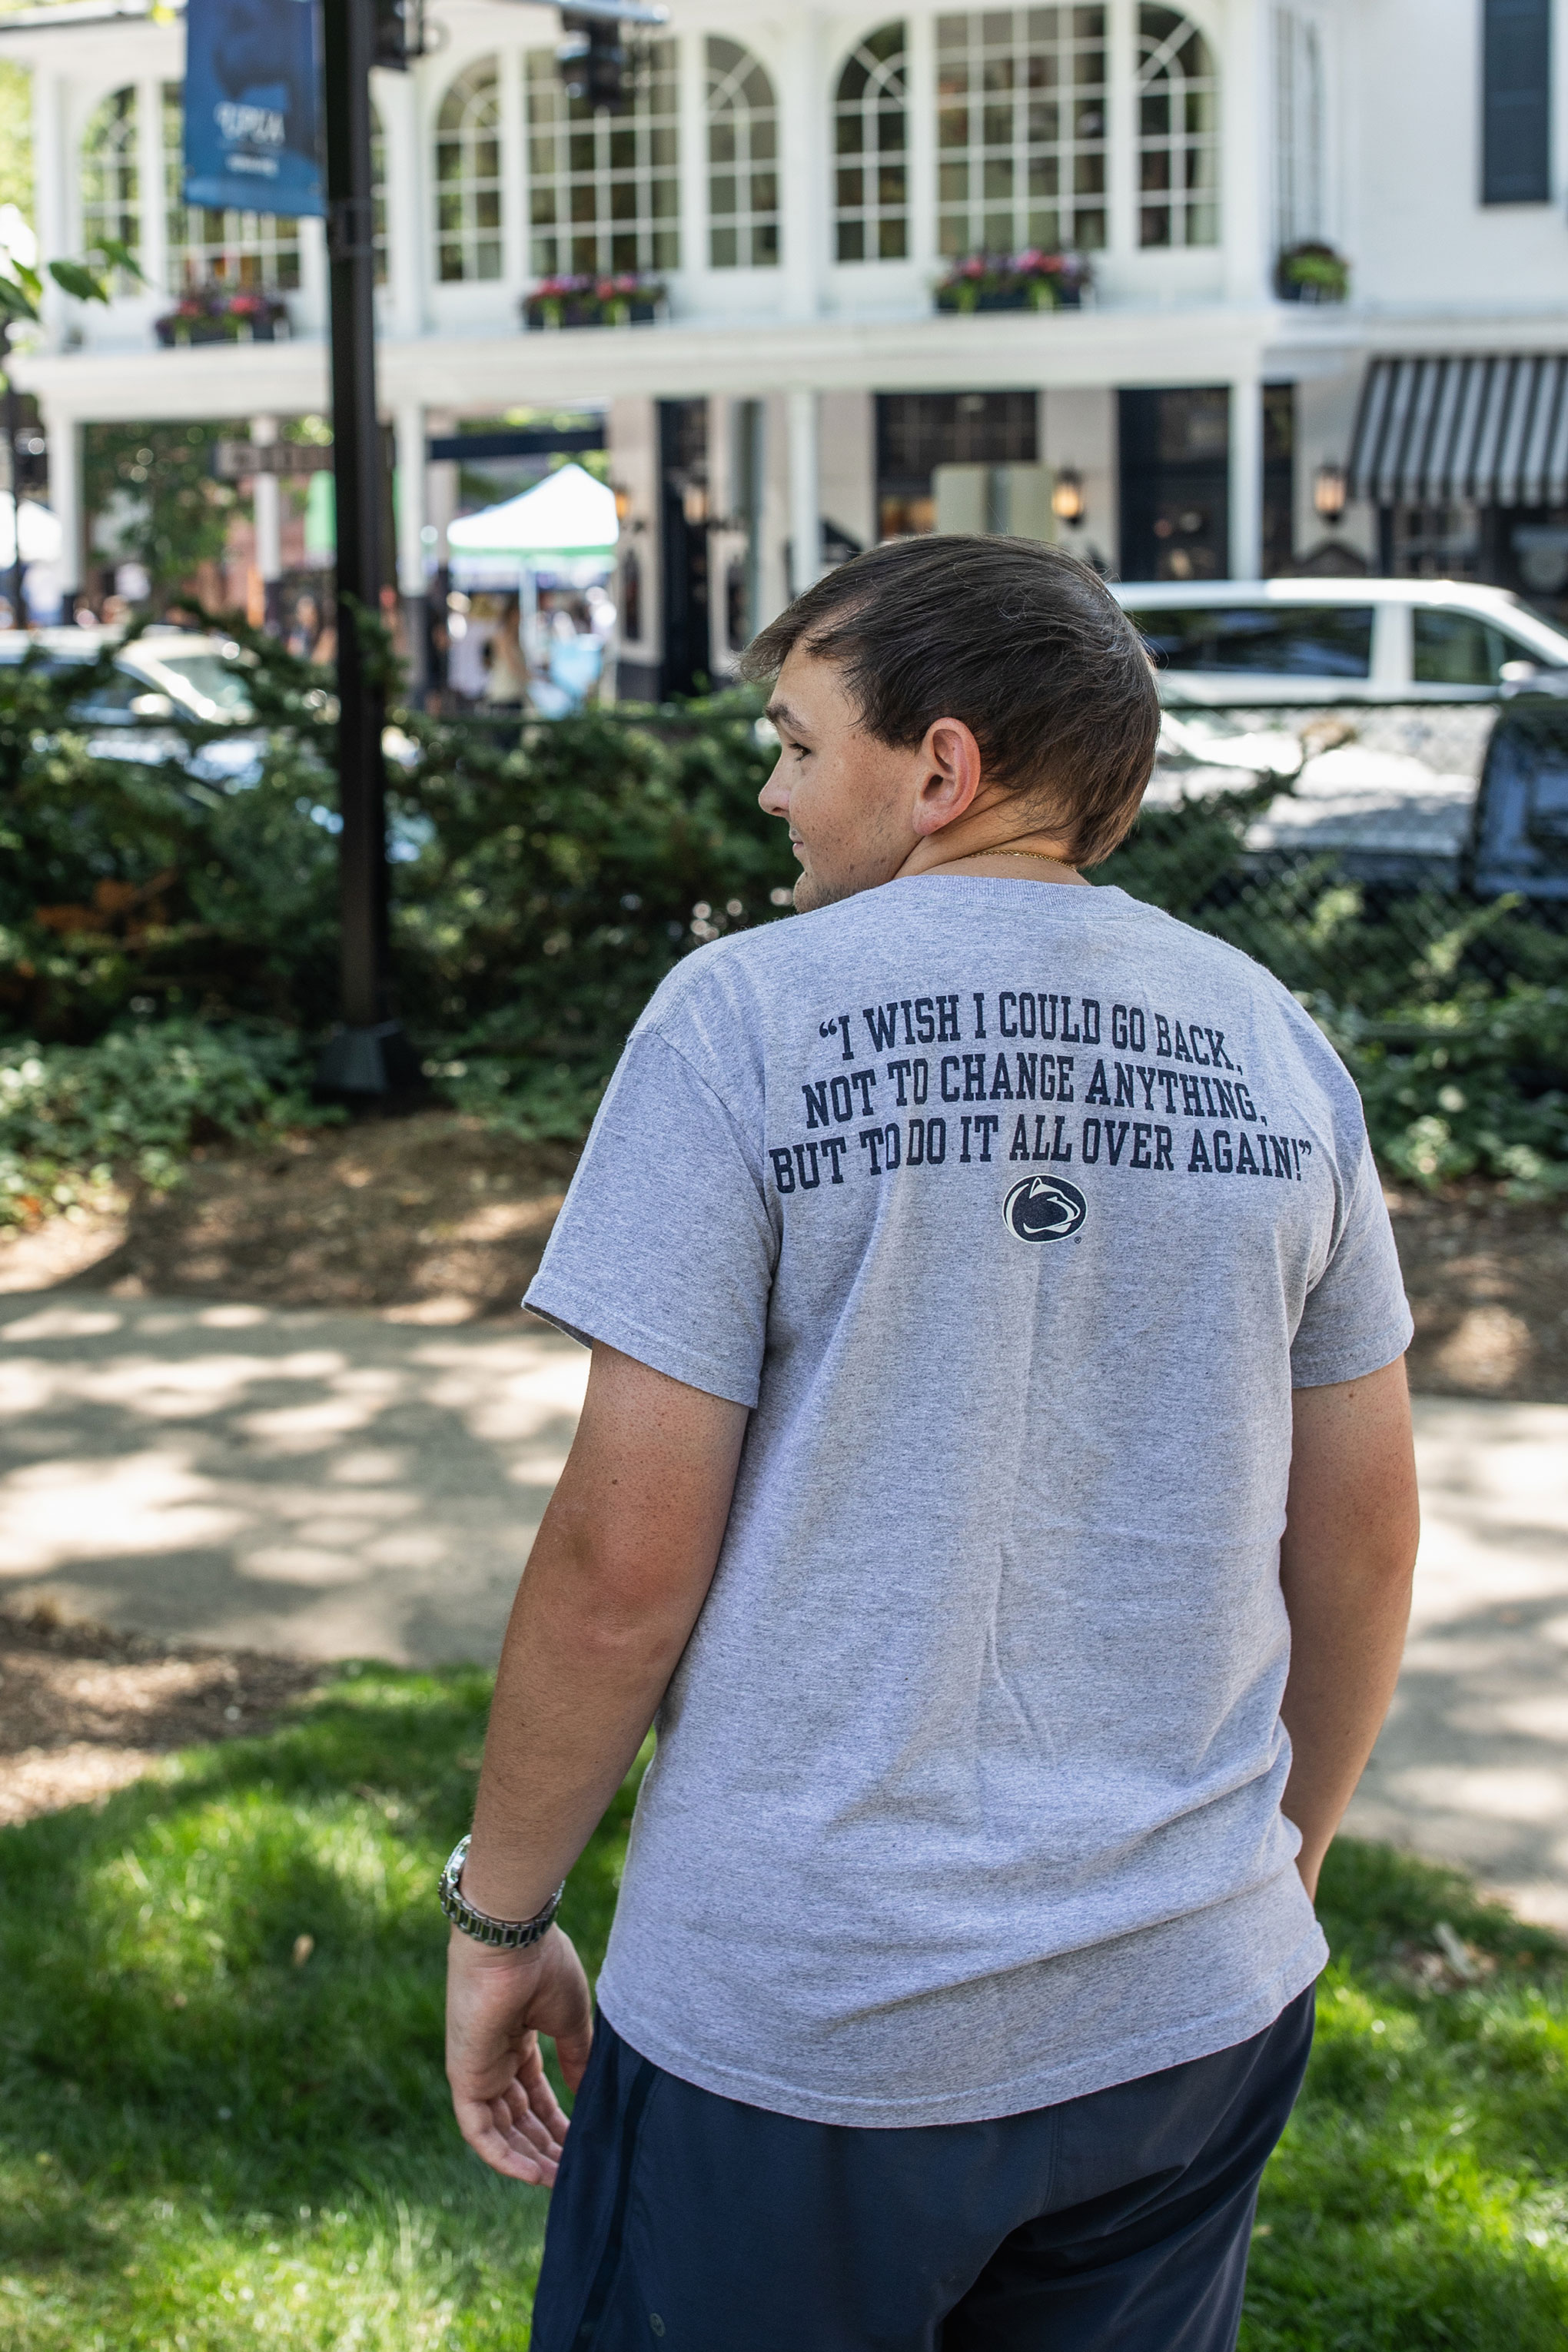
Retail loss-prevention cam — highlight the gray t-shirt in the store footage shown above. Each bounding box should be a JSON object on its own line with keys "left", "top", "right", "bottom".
{"left": 525, "top": 875, "right": 1412, "bottom": 2128}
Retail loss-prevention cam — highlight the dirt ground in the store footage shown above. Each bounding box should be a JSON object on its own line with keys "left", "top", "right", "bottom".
{"left": 0, "top": 1599, "right": 321, "bottom": 1828}
{"left": 0, "top": 1109, "right": 1563, "bottom": 1398}
{"left": 0, "top": 1112, "right": 580, "bottom": 1324}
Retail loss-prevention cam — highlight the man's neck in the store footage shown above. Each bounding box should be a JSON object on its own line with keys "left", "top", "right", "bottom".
{"left": 895, "top": 803, "right": 1086, "bottom": 887}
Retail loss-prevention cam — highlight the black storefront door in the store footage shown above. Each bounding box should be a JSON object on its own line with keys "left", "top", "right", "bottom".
{"left": 659, "top": 399, "right": 711, "bottom": 699}
{"left": 1118, "top": 387, "right": 1230, "bottom": 583}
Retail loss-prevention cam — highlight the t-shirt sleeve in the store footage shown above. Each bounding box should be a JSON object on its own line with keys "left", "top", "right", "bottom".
{"left": 523, "top": 1026, "right": 776, "bottom": 1408}
{"left": 1289, "top": 1128, "right": 1414, "bottom": 1388}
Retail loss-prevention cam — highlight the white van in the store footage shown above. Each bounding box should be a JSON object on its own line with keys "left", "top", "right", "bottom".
{"left": 1113, "top": 578, "right": 1568, "bottom": 706}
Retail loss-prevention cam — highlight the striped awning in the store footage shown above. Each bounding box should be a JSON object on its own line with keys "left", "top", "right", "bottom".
{"left": 1347, "top": 353, "right": 1568, "bottom": 508}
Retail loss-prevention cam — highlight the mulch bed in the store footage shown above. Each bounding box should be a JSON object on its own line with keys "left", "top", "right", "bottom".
{"left": 0, "top": 1600, "right": 321, "bottom": 1828}
{"left": 1390, "top": 1186, "right": 1568, "bottom": 1400}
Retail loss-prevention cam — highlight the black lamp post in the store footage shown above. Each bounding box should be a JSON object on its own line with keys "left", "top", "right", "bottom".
{"left": 315, "top": 0, "right": 417, "bottom": 1094}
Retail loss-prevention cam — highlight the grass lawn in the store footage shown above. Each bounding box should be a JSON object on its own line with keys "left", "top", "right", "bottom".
{"left": 1, "top": 1664, "right": 1566, "bottom": 2349}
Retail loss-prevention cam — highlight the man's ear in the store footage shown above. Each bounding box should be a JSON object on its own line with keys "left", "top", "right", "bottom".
{"left": 911, "top": 716, "right": 983, "bottom": 839}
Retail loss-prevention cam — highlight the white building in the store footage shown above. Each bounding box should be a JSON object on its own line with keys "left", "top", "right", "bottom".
{"left": 3, "top": 0, "right": 1566, "bottom": 693}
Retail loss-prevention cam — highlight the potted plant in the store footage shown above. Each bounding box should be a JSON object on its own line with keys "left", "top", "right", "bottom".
{"left": 1275, "top": 241, "right": 1350, "bottom": 304}
{"left": 153, "top": 284, "right": 291, "bottom": 347}
{"left": 934, "top": 249, "right": 1090, "bottom": 315}
{"left": 521, "top": 273, "right": 666, "bottom": 331}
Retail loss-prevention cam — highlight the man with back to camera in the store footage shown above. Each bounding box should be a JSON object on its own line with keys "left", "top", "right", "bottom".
{"left": 441, "top": 538, "right": 1420, "bottom": 2351}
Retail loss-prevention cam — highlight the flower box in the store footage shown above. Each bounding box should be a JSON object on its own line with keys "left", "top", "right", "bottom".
{"left": 153, "top": 286, "right": 291, "bottom": 347}
{"left": 934, "top": 251, "right": 1090, "bottom": 315}
{"left": 522, "top": 274, "right": 667, "bottom": 331}
{"left": 1275, "top": 242, "right": 1350, "bottom": 304}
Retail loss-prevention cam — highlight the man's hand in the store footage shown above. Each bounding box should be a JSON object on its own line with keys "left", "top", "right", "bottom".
{"left": 446, "top": 1926, "right": 594, "bottom": 2184}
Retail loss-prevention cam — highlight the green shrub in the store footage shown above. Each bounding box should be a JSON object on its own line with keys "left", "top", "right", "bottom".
{"left": 386, "top": 690, "right": 792, "bottom": 1131}
{"left": 2, "top": 631, "right": 1566, "bottom": 1197}
{"left": 0, "top": 1022, "right": 331, "bottom": 1224}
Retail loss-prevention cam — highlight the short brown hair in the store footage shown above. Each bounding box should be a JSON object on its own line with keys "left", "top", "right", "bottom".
{"left": 739, "top": 536, "right": 1159, "bottom": 866}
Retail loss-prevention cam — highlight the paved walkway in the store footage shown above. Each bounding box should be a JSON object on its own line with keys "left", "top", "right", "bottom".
{"left": 2, "top": 1291, "right": 1565, "bottom": 1925}
{"left": 0, "top": 1293, "right": 590, "bottom": 1668}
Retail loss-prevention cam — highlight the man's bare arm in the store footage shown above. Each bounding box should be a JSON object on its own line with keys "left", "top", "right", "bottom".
{"left": 445, "top": 1341, "right": 749, "bottom": 2184}
{"left": 1277, "top": 1356, "right": 1420, "bottom": 1900}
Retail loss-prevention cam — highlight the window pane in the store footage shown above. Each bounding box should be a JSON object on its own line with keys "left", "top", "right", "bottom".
{"left": 707, "top": 35, "right": 780, "bottom": 266}
{"left": 835, "top": 22, "right": 909, "bottom": 263}
{"left": 1412, "top": 608, "right": 1505, "bottom": 686}
{"left": 1136, "top": 7, "right": 1219, "bottom": 248}
{"left": 1129, "top": 603, "right": 1374, "bottom": 678}
{"left": 931, "top": 7, "right": 1106, "bottom": 259}
{"left": 523, "top": 41, "right": 681, "bottom": 278}
{"left": 430, "top": 58, "right": 503, "bottom": 284}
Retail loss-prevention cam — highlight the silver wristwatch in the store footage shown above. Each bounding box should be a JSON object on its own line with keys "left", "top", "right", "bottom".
{"left": 439, "top": 1834, "right": 564, "bottom": 1949}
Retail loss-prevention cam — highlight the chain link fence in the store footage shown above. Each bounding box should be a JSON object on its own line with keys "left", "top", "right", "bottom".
{"left": 1103, "top": 696, "right": 1568, "bottom": 1191}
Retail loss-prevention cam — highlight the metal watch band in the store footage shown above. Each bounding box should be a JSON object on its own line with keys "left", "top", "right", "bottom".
{"left": 439, "top": 1834, "right": 564, "bottom": 1948}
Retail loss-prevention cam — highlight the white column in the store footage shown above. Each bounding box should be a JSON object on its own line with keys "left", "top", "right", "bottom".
{"left": 788, "top": 388, "right": 821, "bottom": 595}
{"left": 32, "top": 71, "right": 67, "bottom": 348}
{"left": 394, "top": 399, "right": 427, "bottom": 595}
{"left": 1105, "top": 0, "right": 1138, "bottom": 265}
{"left": 137, "top": 75, "right": 169, "bottom": 299}
{"left": 374, "top": 67, "right": 424, "bottom": 339}
{"left": 500, "top": 46, "right": 528, "bottom": 297}
{"left": 1228, "top": 373, "right": 1263, "bottom": 582}
{"left": 251, "top": 414, "right": 282, "bottom": 590}
{"left": 779, "top": 13, "right": 826, "bottom": 321}
{"left": 43, "top": 405, "right": 81, "bottom": 596}
{"left": 905, "top": 11, "right": 936, "bottom": 275}
{"left": 679, "top": 30, "right": 707, "bottom": 286}
{"left": 1222, "top": 0, "right": 1271, "bottom": 305}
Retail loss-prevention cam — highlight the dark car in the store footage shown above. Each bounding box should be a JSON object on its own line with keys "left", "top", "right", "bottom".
{"left": 1470, "top": 695, "right": 1568, "bottom": 901}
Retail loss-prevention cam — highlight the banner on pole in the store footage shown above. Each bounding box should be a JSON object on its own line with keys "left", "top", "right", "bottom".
{"left": 184, "top": 0, "right": 325, "bottom": 218}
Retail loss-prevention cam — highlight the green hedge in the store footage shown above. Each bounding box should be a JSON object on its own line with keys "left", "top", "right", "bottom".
{"left": 1, "top": 628, "right": 1565, "bottom": 1211}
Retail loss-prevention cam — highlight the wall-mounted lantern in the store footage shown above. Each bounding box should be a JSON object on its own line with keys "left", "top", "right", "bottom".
{"left": 1051, "top": 466, "right": 1086, "bottom": 527}
{"left": 1313, "top": 462, "right": 1348, "bottom": 524}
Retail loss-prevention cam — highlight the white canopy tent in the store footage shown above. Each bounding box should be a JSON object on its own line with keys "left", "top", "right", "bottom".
{"left": 446, "top": 462, "right": 618, "bottom": 586}
{"left": 444, "top": 463, "right": 620, "bottom": 708}
{"left": 0, "top": 495, "right": 64, "bottom": 570}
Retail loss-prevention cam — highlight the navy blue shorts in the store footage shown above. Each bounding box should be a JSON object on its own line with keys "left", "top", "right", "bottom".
{"left": 530, "top": 1986, "right": 1314, "bottom": 2352}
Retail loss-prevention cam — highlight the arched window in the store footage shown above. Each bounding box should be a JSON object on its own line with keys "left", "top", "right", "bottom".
{"left": 162, "top": 85, "right": 302, "bottom": 289}
{"left": 525, "top": 40, "right": 680, "bottom": 277}
{"left": 80, "top": 86, "right": 141, "bottom": 286}
{"left": 835, "top": 23, "right": 907, "bottom": 262}
{"left": 706, "top": 37, "right": 779, "bottom": 267}
{"left": 434, "top": 58, "right": 503, "bottom": 282}
{"left": 1137, "top": 6, "right": 1218, "bottom": 247}
{"left": 935, "top": 8, "right": 1106, "bottom": 259}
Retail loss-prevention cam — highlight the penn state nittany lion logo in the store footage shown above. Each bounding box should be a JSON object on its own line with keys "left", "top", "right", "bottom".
{"left": 1002, "top": 1174, "right": 1088, "bottom": 1242}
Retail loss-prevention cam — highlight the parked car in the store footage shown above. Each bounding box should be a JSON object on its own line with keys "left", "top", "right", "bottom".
{"left": 1470, "top": 693, "right": 1568, "bottom": 900}
{"left": 1144, "top": 697, "right": 1568, "bottom": 896}
{"left": 0, "top": 625, "right": 264, "bottom": 786}
{"left": 1115, "top": 579, "right": 1568, "bottom": 706}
